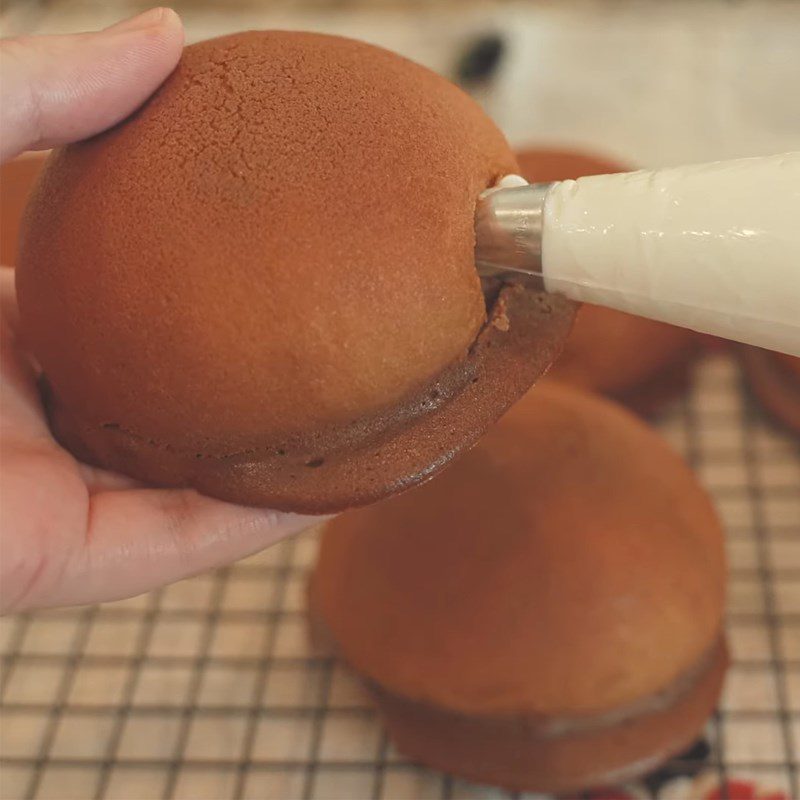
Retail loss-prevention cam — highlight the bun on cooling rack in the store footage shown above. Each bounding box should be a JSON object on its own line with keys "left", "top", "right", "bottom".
{"left": 309, "top": 382, "right": 728, "bottom": 793}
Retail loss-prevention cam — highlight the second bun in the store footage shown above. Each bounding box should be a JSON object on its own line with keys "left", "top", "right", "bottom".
{"left": 310, "top": 382, "right": 728, "bottom": 792}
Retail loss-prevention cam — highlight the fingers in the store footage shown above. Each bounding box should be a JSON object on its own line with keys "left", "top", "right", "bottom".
{"left": 0, "top": 7, "right": 184, "bottom": 162}
{"left": 33, "top": 488, "right": 325, "bottom": 608}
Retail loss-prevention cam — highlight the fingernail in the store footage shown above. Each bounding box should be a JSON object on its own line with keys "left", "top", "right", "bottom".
{"left": 105, "top": 7, "right": 168, "bottom": 33}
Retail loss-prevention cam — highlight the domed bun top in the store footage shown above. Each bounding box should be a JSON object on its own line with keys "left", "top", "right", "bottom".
{"left": 313, "top": 383, "right": 726, "bottom": 716}
{"left": 20, "top": 31, "right": 517, "bottom": 451}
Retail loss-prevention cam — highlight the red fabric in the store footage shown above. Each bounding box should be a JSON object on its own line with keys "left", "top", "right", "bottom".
{"left": 705, "top": 780, "right": 789, "bottom": 800}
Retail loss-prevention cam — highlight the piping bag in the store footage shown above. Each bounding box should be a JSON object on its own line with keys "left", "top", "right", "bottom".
{"left": 474, "top": 152, "right": 800, "bottom": 357}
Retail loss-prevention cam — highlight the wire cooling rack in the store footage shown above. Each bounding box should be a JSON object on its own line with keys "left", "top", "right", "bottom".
{"left": 0, "top": 352, "right": 799, "bottom": 800}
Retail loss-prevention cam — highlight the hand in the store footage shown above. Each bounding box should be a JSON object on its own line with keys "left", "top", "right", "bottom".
{"left": 0, "top": 9, "right": 321, "bottom": 613}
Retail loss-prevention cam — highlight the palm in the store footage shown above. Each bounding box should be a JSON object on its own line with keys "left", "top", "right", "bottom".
{"left": 1, "top": 267, "right": 314, "bottom": 612}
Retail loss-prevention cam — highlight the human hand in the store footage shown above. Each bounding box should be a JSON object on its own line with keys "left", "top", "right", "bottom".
{"left": 0, "top": 10, "right": 321, "bottom": 613}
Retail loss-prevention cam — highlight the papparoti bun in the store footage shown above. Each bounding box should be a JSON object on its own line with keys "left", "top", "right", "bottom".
{"left": 739, "top": 348, "right": 800, "bottom": 436}
{"left": 516, "top": 148, "right": 698, "bottom": 412}
{"left": 17, "top": 32, "right": 576, "bottom": 513}
{"left": 309, "top": 382, "right": 727, "bottom": 793}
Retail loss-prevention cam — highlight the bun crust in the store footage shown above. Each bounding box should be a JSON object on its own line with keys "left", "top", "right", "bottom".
{"left": 311, "top": 383, "right": 726, "bottom": 715}
{"left": 18, "top": 33, "right": 576, "bottom": 511}
{"left": 0, "top": 152, "right": 45, "bottom": 266}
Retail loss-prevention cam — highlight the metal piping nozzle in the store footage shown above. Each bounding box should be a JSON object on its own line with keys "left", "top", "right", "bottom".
{"left": 473, "top": 182, "right": 554, "bottom": 283}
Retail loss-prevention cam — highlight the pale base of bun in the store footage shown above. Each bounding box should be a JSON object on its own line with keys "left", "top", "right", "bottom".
{"left": 739, "top": 347, "right": 800, "bottom": 437}
{"left": 43, "top": 285, "right": 576, "bottom": 513}
{"left": 367, "top": 638, "right": 727, "bottom": 795}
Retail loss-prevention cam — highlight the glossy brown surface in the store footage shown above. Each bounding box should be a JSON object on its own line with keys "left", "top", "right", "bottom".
{"left": 18, "top": 32, "right": 576, "bottom": 512}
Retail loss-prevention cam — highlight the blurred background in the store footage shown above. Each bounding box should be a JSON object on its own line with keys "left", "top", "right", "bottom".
{"left": 3, "top": 0, "right": 800, "bottom": 166}
{"left": 0, "top": 2, "right": 799, "bottom": 800}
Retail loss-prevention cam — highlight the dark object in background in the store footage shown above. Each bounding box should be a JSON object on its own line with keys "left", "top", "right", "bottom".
{"left": 643, "top": 738, "right": 712, "bottom": 796}
{"left": 455, "top": 33, "right": 505, "bottom": 87}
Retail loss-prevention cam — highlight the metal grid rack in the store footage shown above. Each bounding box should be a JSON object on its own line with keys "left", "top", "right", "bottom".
{"left": 0, "top": 353, "right": 799, "bottom": 800}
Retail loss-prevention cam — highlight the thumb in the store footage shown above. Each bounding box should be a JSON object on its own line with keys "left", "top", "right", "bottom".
{"left": 0, "top": 7, "right": 184, "bottom": 163}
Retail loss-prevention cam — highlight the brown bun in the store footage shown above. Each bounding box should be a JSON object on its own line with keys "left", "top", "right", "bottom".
{"left": 0, "top": 152, "right": 46, "bottom": 266}
{"left": 516, "top": 148, "right": 698, "bottom": 413}
{"left": 309, "top": 382, "right": 727, "bottom": 792}
{"left": 739, "top": 347, "right": 800, "bottom": 436}
{"left": 17, "top": 32, "right": 576, "bottom": 513}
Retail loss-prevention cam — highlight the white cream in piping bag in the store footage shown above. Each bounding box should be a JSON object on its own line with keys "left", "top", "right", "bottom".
{"left": 497, "top": 153, "right": 800, "bottom": 356}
